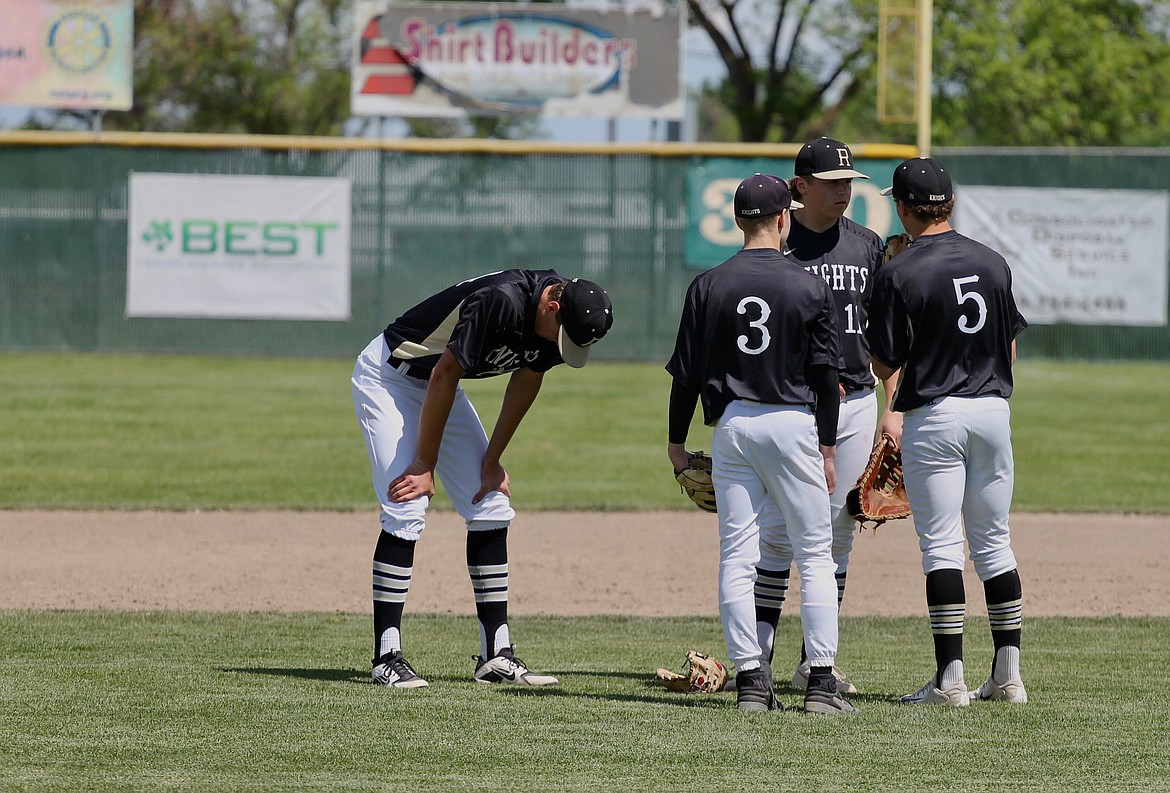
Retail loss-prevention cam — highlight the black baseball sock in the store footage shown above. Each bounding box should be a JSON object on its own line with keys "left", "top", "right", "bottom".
{"left": 754, "top": 566, "right": 790, "bottom": 663}
{"left": 468, "top": 527, "right": 509, "bottom": 658}
{"left": 372, "top": 530, "right": 416, "bottom": 662}
{"left": 983, "top": 568, "right": 1023, "bottom": 680}
{"left": 926, "top": 568, "right": 966, "bottom": 686}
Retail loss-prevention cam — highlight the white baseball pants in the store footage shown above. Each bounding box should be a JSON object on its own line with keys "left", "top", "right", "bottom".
{"left": 758, "top": 389, "right": 879, "bottom": 572}
{"left": 711, "top": 400, "right": 839, "bottom": 670}
{"left": 901, "top": 395, "right": 1018, "bottom": 581}
{"left": 351, "top": 334, "right": 514, "bottom": 540}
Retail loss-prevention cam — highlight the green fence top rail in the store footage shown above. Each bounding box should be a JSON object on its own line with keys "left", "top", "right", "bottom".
{"left": 0, "top": 129, "right": 920, "bottom": 160}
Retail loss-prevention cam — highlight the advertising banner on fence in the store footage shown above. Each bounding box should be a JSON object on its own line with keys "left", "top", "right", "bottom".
{"left": 0, "top": 0, "right": 132, "bottom": 110}
{"left": 956, "top": 186, "right": 1169, "bottom": 326}
{"left": 127, "top": 174, "right": 352, "bottom": 321}
{"left": 352, "top": 1, "right": 684, "bottom": 118}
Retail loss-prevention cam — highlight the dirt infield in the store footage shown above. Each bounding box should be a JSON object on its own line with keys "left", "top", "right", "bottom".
{"left": 1, "top": 510, "right": 1165, "bottom": 617}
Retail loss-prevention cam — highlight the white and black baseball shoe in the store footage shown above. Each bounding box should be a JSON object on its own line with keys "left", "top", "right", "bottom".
{"left": 371, "top": 650, "right": 429, "bottom": 689}
{"left": 901, "top": 674, "right": 969, "bottom": 706}
{"left": 472, "top": 646, "right": 559, "bottom": 686}
{"left": 971, "top": 675, "right": 1028, "bottom": 703}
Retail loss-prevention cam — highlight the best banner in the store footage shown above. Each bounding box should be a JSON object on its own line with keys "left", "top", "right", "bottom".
{"left": 127, "top": 174, "right": 352, "bottom": 321}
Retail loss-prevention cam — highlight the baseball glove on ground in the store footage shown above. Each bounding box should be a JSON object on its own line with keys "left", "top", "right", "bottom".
{"left": 655, "top": 651, "right": 728, "bottom": 694}
{"left": 880, "top": 233, "right": 912, "bottom": 266}
{"left": 675, "top": 451, "right": 716, "bottom": 513}
{"left": 846, "top": 433, "right": 912, "bottom": 530}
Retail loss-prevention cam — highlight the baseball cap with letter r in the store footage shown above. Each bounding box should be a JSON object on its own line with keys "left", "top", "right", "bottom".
{"left": 557, "top": 278, "right": 613, "bottom": 368}
{"left": 881, "top": 157, "right": 954, "bottom": 204}
{"left": 734, "top": 173, "right": 804, "bottom": 218}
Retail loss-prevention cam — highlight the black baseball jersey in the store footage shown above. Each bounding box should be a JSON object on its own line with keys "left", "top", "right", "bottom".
{"left": 867, "top": 230, "right": 1028, "bottom": 412}
{"left": 383, "top": 269, "right": 566, "bottom": 379}
{"left": 666, "top": 248, "right": 842, "bottom": 426}
{"left": 783, "top": 216, "right": 883, "bottom": 392}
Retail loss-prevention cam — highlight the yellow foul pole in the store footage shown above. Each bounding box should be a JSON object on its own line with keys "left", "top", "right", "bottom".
{"left": 916, "top": 0, "right": 933, "bottom": 156}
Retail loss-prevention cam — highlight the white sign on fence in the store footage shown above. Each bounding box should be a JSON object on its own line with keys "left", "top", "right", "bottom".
{"left": 956, "top": 186, "right": 1169, "bottom": 326}
{"left": 127, "top": 173, "right": 352, "bottom": 321}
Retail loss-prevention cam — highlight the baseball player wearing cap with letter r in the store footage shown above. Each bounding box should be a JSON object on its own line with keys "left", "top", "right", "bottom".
{"left": 352, "top": 270, "right": 613, "bottom": 689}
{"left": 750, "top": 138, "right": 902, "bottom": 695}
{"left": 867, "top": 158, "right": 1029, "bottom": 706}
{"left": 667, "top": 173, "right": 857, "bottom": 714}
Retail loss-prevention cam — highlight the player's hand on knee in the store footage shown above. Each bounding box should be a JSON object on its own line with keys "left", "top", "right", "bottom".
{"left": 388, "top": 464, "right": 435, "bottom": 503}
{"left": 473, "top": 461, "right": 510, "bottom": 504}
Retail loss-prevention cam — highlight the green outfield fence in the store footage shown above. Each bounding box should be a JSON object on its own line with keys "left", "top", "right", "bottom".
{"left": 0, "top": 132, "right": 1167, "bottom": 361}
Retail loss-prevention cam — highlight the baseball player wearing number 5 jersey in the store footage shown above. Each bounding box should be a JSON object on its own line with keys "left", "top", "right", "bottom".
{"left": 867, "top": 158, "right": 1029, "bottom": 706}
{"left": 666, "top": 174, "right": 857, "bottom": 714}
{"left": 352, "top": 270, "right": 613, "bottom": 689}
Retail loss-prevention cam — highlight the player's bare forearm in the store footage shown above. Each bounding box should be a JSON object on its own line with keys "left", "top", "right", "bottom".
{"left": 389, "top": 351, "right": 461, "bottom": 503}
{"left": 877, "top": 369, "right": 903, "bottom": 447}
{"left": 473, "top": 368, "right": 541, "bottom": 504}
{"left": 483, "top": 367, "right": 543, "bottom": 467}
{"left": 871, "top": 357, "right": 898, "bottom": 382}
{"left": 413, "top": 350, "right": 464, "bottom": 469}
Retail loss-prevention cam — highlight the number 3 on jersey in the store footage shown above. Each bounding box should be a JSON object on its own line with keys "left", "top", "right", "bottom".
{"left": 953, "top": 276, "right": 988, "bottom": 334}
{"left": 737, "top": 296, "right": 771, "bottom": 354}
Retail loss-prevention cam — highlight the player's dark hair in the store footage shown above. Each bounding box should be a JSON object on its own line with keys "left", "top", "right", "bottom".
{"left": 548, "top": 281, "right": 566, "bottom": 302}
{"left": 900, "top": 197, "right": 954, "bottom": 223}
{"left": 787, "top": 177, "right": 805, "bottom": 201}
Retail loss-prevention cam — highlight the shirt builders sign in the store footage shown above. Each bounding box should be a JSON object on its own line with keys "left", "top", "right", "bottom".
{"left": 352, "top": 1, "right": 684, "bottom": 118}
{"left": 0, "top": 0, "right": 132, "bottom": 110}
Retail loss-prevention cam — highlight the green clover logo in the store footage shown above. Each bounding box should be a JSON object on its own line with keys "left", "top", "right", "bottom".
{"left": 142, "top": 220, "right": 173, "bottom": 252}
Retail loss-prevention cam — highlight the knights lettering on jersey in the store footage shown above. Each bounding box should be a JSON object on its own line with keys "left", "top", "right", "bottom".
{"left": 803, "top": 263, "right": 869, "bottom": 294}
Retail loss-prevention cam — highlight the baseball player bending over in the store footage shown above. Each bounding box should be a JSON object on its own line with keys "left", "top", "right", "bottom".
{"left": 867, "top": 157, "right": 1029, "bottom": 706}
{"left": 666, "top": 174, "right": 857, "bottom": 714}
{"left": 753, "top": 137, "right": 902, "bottom": 694}
{"left": 352, "top": 270, "right": 613, "bottom": 688}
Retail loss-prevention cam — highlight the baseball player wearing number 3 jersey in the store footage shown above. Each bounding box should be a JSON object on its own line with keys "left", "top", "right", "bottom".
{"left": 666, "top": 174, "right": 857, "bottom": 714}
{"left": 867, "top": 158, "right": 1029, "bottom": 706}
{"left": 752, "top": 138, "right": 900, "bottom": 695}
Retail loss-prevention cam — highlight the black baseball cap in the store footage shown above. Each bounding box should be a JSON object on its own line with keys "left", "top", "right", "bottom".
{"left": 881, "top": 157, "right": 953, "bottom": 203}
{"left": 734, "top": 173, "right": 804, "bottom": 218}
{"left": 794, "top": 137, "right": 868, "bottom": 180}
{"left": 558, "top": 278, "right": 613, "bottom": 368}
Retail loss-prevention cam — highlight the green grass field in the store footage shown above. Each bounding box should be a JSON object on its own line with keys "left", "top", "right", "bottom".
{"left": 1, "top": 352, "right": 1169, "bottom": 512}
{"left": 3, "top": 612, "right": 1168, "bottom": 791}
{"left": 2, "top": 352, "right": 1169, "bottom": 790}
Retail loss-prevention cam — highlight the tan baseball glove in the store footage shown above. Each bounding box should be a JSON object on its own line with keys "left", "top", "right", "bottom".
{"left": 880, "top": 233, "right": 912, "bottom": 266}
{"left": 675, "top": 450, "right": 716, "bottom": 513}
{"left": 846, "top": 432, "right": 912, "bottom": 530}
{"left": 655, "top": 650, "right": 728, "bottom": 694}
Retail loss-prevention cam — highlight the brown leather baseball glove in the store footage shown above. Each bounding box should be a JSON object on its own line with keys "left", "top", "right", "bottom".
{"left": 880, "top": 233, "right": 912, "bottom": 266}
{"left": 846, "top": 433, "right": 912, "bottom": 530}
{"left": 675, "top": 450, "right": 716, "bottom": 513}
{"left": 655, "top": 650, "right": 728, "bottom": 694}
